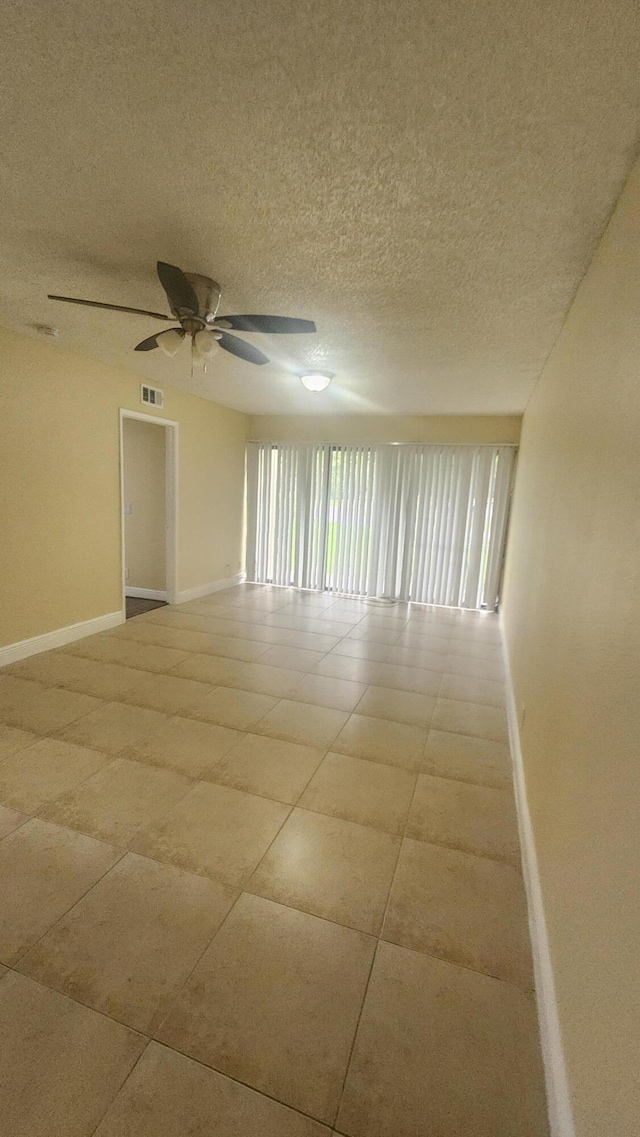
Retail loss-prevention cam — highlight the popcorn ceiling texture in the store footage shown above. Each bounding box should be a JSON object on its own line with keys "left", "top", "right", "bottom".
{"left": 0, "top": 0, "right": 639, "bottom": 414}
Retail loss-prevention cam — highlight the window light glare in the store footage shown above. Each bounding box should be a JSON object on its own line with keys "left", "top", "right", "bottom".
{"left": 300, "top": 372, "right": 332, "bottom": 391}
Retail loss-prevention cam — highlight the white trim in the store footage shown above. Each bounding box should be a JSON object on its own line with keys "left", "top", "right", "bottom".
{"left": 120, "top": 409, "right": 179, "bottom": 610}
{"left": 501, "top": 619, "right": 575, "bottom": 1137}
{"left": 176, "top": 572, "right": 246, "bottom": 604}
{"left": 125, "top": 588, "right": 168, "bottom": 601}
{"left": 0, "top": 611, "right": 124, "bottom": 668}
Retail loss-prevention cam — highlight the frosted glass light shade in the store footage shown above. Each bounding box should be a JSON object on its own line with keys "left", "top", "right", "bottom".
{"left": 300, "top": 372, "right": 332, "bottom": 391}
{"left": 194, "top": 329, "right": 219, "bottom": 357}
{"left": 157, "top": 329, "right": 184, "bottom": 357}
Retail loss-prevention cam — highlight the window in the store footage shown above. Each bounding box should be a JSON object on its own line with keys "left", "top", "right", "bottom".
{"left": 246, "top": 442, "right": 515, "bottom": 610}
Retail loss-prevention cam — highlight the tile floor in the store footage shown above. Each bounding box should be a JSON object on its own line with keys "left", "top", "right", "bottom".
{"left": 0, "top": 584, "right": 549, "bottom": 1136}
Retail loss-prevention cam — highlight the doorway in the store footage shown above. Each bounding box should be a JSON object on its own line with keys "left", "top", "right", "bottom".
{"left": 119, "top": 409, "right": 178, "bottom": 616}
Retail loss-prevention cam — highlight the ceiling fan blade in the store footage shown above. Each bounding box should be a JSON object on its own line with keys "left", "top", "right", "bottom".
{"left": 216, "top": 315, "right": 316, "bottom": 334}
{"left": 47, "top": 295, "right": 173, "bottom": 320}
{"left": 134, "top": 328, "right": 185, "bottom": 352}
{"left": 134, "top": 333, "right": 163, "bottom": 351}
{"left": 156, "top": 261, "right": 199, "bottom": 316}
{"left": 218, "top": 331, "right": 269, "bottom": 365}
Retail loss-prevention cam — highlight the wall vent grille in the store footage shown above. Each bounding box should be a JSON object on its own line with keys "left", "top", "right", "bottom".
{"left": 140, "top": 384, "right": 163, "bottom": 408}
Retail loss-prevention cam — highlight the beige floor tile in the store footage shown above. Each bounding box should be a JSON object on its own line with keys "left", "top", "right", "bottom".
{"left": 130, "top": 608, "right": 216, "bottom": 631}
{"left": 0, "top": 803, "right": 29, "bottom": 838}
{"left": 330, "top": 639, "right": 392, "bottom": 662}
{"left": 387, "top": 644, "right": 449, "bottom": 670}
{"left": 18, "top": 852, "right": 237, "bottom": 1033}
{"left": 0, "top": 675, "right": 102, "bottom": 734}
{"left": 196, "top": 633, "right": 271, "bottom": 662}
{"left": 290, "top": 673, "right": 367, "bottom": 712}
{"left": 0, "top": 971, "right": 145, "bottom": 1137}
{"left": 256, "top": 699, "right": 349, "bottom": 749}
{"left": 0, "top": 722, "right": 41, "bottom": 759}
{"left": 122, "top": 716, "right": 241, "bottom": 778}
{"left": 249, "top": 808, "right": 400, "bottom": 934}
{"left": 63, "top": 660, "right": 154, "bottom": 701}
{"left": 134, "top": 781, "right": 290, "bottom": 886}
{"left": 65, "top": 634, "right": 191, "bottom": 673}
{"left": 206, "top": 733, "right": 323, "bottom": 804}
{"left": 40, "top": 759, "right": 191, "bottom": 847}
{"left": 269, "top": 630, "right": 339, "bottom": 653}
{"left": 438, "top": 671, "right": 506, "bottom": 707}
{"left": 355, "top": 613, "right": 409, "bottom": 630}
{"left": 304, "top": 618, "right": 360, "bottom": 638}
{"left": 448, "top": 639, "right": 503, "bottom": 662}
{"left": 394, "top": 631, "right": 451, "bottom": 653}
{"left": 193, "top": 685, "right": 278, "bottom": 730}
{"left": 116, "top": 622, "right": 224, "bottom": 654}
{"left": 345, "top": 626, "right": 401, "bottom": 645}
{"left": 333, "top": 713, "right": 427, "bottom": 771}
{"left": 94, "top": 1041, "right": 331, "bottom": 1136}
{"left": 156, "top": 893, "right": 375, "bottom": 1124}
{"left": 406, "top": 773, "right": 520, "bottom": 864}
{"left": 6, "top": 650, "right": 88, "bottom": 687}
{"left": 0, "top": 818, "right": 120, "bottom": 963}
{"left": 298, "top": 751, "right": 416, "bottom": 835}
{"left": 259, "top": 644, "right": 328, "bottom": 671}
{"left": 383, "top": 838, "right": 533, "bottom": 988}
{"left": 233, "top": 621, "right": 302, "bottom": 645}
{"left": 8, "top": 652, "right": 151, "bottom": 701}
{"left": 432, "top": 697, "right": 509, "bottom": 742}
{"left": 230, "top": 661, "right": 306, "bottom": 697}
{"left": 57, "top": 701, "right": 170, "bottom": 755}
{"left": 355, "top": 685, "right": 436, "bottom": 728}
{"left": 0, "top": 737, "right": 112, "bottom": 812}
{"left": 337, "top": 941, "right": 548, "bottom": 1137}
{"left": 444, "top": 652, "right": 505, "bottom": 682}
{"left": 261, "top": 612, "right": 319, "bottom": 631}
{"left": 313, "top": 655, "right": 382, "bottom": 683}
{"left": 373, "top": 661, "right": 443, "bottom": 695}
{"left": 122, "top": 673, "right": 217, "bottom": 717}
{"left": 422, "top": 728, "right": 512, "bottom": 789}
{"left": 169, "top": 653, "right": 246, "bottom": 685}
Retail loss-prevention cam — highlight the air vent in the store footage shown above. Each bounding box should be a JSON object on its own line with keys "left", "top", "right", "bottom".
{"left": 141, "top": 384, "right": 163, "bottom": 408}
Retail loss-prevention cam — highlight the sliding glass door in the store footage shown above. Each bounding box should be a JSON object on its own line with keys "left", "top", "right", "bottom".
{"left": 246, "top": 442, "right": 515, "bottom": 610}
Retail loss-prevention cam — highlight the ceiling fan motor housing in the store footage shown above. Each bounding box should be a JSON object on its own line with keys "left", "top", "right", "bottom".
{"left": 183, "top": 273, "right": 221, "bottom": 319}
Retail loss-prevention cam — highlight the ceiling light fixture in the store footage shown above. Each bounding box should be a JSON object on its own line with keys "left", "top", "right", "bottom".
{"left": 194, "top": 329, "right": 219, "bottom": 357}
{"left": 156, "top": 328, "right": 185, "bottom": 357}
{"left": 300, "top": 372, "right": 332, "bottom": 392}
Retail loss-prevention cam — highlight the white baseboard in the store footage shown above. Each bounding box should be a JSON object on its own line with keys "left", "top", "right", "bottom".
{"left": 0, "top": 610, "right": 125, "bottom": 668}
{"left": 176, "top": 572, "right": 246, "bottom": 604}
{"left": 125, "top": 588, "right": 168, "bottom": 601}
{"left": 500, "top": 619, "right": 575, "bottom": 1137}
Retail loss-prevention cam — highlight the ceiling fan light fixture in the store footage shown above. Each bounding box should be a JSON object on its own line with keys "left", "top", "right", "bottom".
{"left": 157, "top": 329, "right": 184, "bottom": 357}
{"left": 194, "top": 329, "right": 219, "bottom": 357}
{"left": 300, "top": 371, "right": 332, "bottom": 391}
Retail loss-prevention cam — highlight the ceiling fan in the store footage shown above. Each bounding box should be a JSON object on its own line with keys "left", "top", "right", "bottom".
{"left": 47, "top": 261, "right": 316, "bottom": 366}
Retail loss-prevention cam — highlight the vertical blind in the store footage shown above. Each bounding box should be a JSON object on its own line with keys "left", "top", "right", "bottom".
{"left": 246, "top": 442, "right": 515, "bottom": 610}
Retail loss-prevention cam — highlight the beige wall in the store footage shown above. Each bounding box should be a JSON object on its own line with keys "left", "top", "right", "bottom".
{"left": 501, "top": 161, "right": 640, "bottom": 1135}
{"left": 123, "top": 417, "right": 166, "bottom": 592}
{"left": 0, "top": 328, "right": 247, "bottom": 647}
{"left": 248, "top": 414, "right": 521, "bottom": 444}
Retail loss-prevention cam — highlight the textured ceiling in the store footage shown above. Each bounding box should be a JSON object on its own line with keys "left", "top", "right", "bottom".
{"left": 1, "top": 1, "right": 639, "bottom": 414}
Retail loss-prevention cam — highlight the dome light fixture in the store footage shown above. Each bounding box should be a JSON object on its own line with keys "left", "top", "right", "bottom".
{"left": 300, "top": 371, "right": 332, "bottom": 392}
{"left": 157, "top": 328, "right": 185, "bottom": 357}
{"left": 194, "top": 329, "right": 219, "bottom": 357}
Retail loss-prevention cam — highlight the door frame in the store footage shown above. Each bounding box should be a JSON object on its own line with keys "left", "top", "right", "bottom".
{"left": 119, "top": 408, "right": 179, "bottom": 611}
